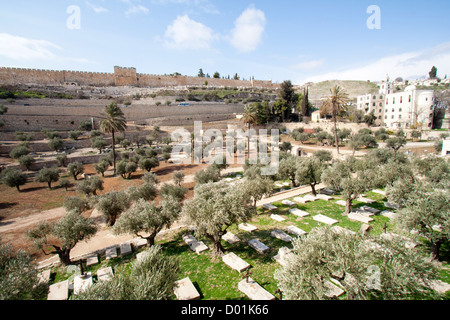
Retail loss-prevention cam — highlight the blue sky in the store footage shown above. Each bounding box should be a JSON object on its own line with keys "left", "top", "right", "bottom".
{"left": 0, "top": 0, "right": 449, "bottom": 84}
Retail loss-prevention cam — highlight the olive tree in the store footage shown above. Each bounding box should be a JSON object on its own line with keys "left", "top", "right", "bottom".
{"left": 113, "top": 197, "right": 181, "bottom": 247}
{"left": 34, "top": 167, "right": 60, "bottom": 190}
{"left": 67, "top": 161, "right": 84, "bottom": 181}
{"left": 321, "top": 157, "right": 377, "bottom": 215}
{"left": 0, "top": 168, "right": 27, "bottom": 191}
{"left": 182, "top": 181, "right": 254, "bottom": 256}
{"left": 27, "top": 210, "right": 97, "bottom": 266}
{"left": 274, "top": 227, "right": 438, "bottom": 300}
{"left": 73, "top": 245, "right": 179, "bottom": 300}
{"left": 295, "top": 157, "right": 325, "bottom": 196}
{"left": 94, "top": 191, "right": 131, "bottom": 226}
{"left": 0, "top": 243, "right": 48, "bottom": 300}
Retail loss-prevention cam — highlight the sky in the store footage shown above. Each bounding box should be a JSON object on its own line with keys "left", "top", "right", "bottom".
{"left": 0, "top": 0, "right": 449, "bottom": 85}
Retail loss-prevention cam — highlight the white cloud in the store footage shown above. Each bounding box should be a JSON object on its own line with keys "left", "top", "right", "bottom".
{"left": 121, "top": 0, "right": 149, "bottom": 17}
{"left": 86, "top": 1, "right": 108, "bottom": 13}
{"left": 300, "top": 42, "right": 450, "bottom": 84}
{"left": 292, "top": 58, "right": 324, "bottom": 70}
{"left": 0, "top": 33, "right": 96, "bottom": 65}
{"left": 163, "top": 15, "right": 217, "bottom": 50}
{"left": 0, "top": 33, "right": 61, "bottom": 60}
{"left": 230, "top": 7, "right": 266, "bottom": 53}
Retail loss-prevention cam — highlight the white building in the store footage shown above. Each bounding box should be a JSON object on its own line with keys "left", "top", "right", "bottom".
{"left": 357, "top": 77, "right": 435, "bottom": 129}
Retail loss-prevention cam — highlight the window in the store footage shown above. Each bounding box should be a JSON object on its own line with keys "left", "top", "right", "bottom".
{"left": 392, "top": 115, "right": 395, "bottom": 119}
{"left": 373, "top": 96, "right": 377, "bottom": 99}
{"left": 399, "top": 115, "right": 402, "bottom": 119}
{"left": 373, "top": 103, "right": 376, "bottom": 107}
{"left": 392, "top": 109, "right": 395, "bottom": 112}
{"left": 393, "top": 97, "right": 395, "bottom": 104}
{"left": 400, "top": 96, "right": 403, "bottom": 103}
{"left": 409, "top": 95, "right": 411, "bottom": 102}
{"left": 380, "top": 102, "right": 383, "bottom": 106}
{"left": 386, "top": 99, "right": 389, "bottom": 105}
{"left": 399, "top": 108, "right": 402, "bottom": 112}
{"left": 385, "top": 115, "right": 387, "bottom": 119}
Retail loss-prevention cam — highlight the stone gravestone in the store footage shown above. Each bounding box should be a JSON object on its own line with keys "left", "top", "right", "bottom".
{"left": 86, "top": 254, "right": 99, "bottom": 267}
{"left": 293, "top": 197, "right": 310, "bottom": 204}
{"left": 348, "top": 212, "right": 374, "bottom": 224}
{"left": 271, "top": 229, "right": 293, "bottom": 242}
{"left": 263, "top": 203, "right": 278, "bottom": 211}
{"left": 132, "top": 237, "right": 148, "bottom": 248}
{"left": 304, "top": 195, "right": 319, "bottom": 201}
{"left": 97, "top": 267, "right": 114, "bottom": 282}
{"left": 248, "top": 239, "right": 269, "bottom": 254}
{"left": 38, "top": 269, "right": 51, "bottom": 285}
{"left": 286, "top": 225, "right": 307, "bottom": 237}
{"left": 105, "top": 247, "right": 118, "bottom": 260}
{"left": 183, "top": 234, "right": 209, "bottom": 255}
{"left": 359, "top": 224, "right": 372, "bottom": 237}
{"left": 223, "top": 232, "right": 240, "bottom": 244}
{"left": 222, "top": 252, "right": 251, "bottom": 273}
{"left": 357, "top": 197, "right": 375, "bottom": 204}
{"left": 238, "top": 223, "right": 258, "bottom": 232}
{"left": 73, "top": 272, "right": 93, "bottom": 295}
{"left": 325, "top": 280, "right": 345, "bottom": 298}
{"left": 119, "top": 242, "right": 132, "bottom": 256}
{"left": 238, "top": 277, "right": 276, "bottom": 300}
{"left": 360, "top": 205, "right": 380, "bottom": 214}
{"left": 335, "top": 200, "right": 347, "bottom": 206}
{"left": 381, "top": 210, "right": 397, "bottom": 219}
{"left": 313, "top": 214, "right": 338, "bottom": 225}
{"left": 316, "top": 194, "right": 333, "bottom": 201}
{"left": 289, "top": 208, "right": 310, "bottom": 217}
{"left": 174, "top": 277, "right": 201, "bottom": 300}
{"left": 281, "top": 200, "right": 295, "bottom": 206}
{"left": 136, "top": 250, "right": 150, "bottom": 262}
{"left": 47, "top": 280, "right": 69, "bottom": 300}
{"left": 320, "top": 188, "right": 336, "bottom": 195}
{"left": 270, "top": 214, "right": 285, "bottom": 222}
{"left": 372, "top": 189, "right": 386, "bottom": 196}
{"left": 384, "top": 202, "right": 401, "bottom": 210}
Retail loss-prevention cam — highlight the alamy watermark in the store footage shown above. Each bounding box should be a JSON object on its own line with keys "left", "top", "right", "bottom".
{"left": 170, "top": 121, "right": 280, "bottom": 176}
{"left": 67, "top": 5, "right": 81, "bottom": 30}
{"left": 367, "top": 5, "right": 381, "bottom": 30}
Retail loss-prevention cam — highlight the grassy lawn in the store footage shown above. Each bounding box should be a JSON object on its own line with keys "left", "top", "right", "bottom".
{"left": 48, "top": 189, "right": 450, "bottom": 300}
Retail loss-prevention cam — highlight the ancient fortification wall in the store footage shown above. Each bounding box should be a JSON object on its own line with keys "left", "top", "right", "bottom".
{"left": 0, "top": 66, "right": 277, "bottom": 89}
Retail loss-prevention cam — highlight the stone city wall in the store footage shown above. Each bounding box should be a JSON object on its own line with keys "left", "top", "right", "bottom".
{"left": 0, "top": 66, "right": 278, "bottom": 89}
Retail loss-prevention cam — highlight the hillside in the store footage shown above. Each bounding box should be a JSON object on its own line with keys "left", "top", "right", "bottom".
{"left": 297, "top": 80, "right": 379, "bottom": 103}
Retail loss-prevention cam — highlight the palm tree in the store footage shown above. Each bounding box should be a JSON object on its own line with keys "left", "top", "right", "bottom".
{"left": 241, "top": 104, "right": 258, "bottom": 159}
{"left": 100, "top": 102, "right": 127, "bottom": 176}
{"left": 327, "top": 86, "right": 349, "bottom": 154}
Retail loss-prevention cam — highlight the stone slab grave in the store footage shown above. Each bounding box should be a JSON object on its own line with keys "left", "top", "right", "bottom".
{"left": 372, "top": 189, "right": 387, "bottom": 196}
{"left": 293, "top": 197, "right": 310, "bottom": 204}
{"left": 270, "top": 214, "right": 285, "bottom": 222}
{"left": 320, "top": 188, "right": 336, "bottom": 195}
{"left": 105, "top": 247, "right": 118, "bottom": 260}
{"left": 385, "top": 202, "right": 401, "bottom": 210}
{"left": 223, "top": 231, "right": 240, "bottom": 244}
{"left": 353, "top": 208, "right": 375, "bottom": 217}
{"left": 430, "top": 280, "right": 450, "bottom": 295}
{"left": 86, "top": 254, "right": 99, "bottom": 267}
{"left": 222, "top": 252, "right": 251, "bottom": 273}
{"left": 132, "top": 237, "right": 148, "bottom": 248}
{"left": 335, "top": 200, "right": 347, "bottom": 206}
{"left": 238, "top": 277, "right": 276, "bottom": 300}
{"left": 359, "top": 205, "right": 380, "bottom": 215}
{"left": 73, "top": 272, "right": 93, "bottom": 295}
{"left": 273, "top": 247, "right": 293, "bottom": 267}
{"left": 120, "top": 242, "right": 133, "bottom": 256}
{"left": 281, "top": 200, "right": 295, "bottom": 206}
{"left": 325, "top": 279, "right": 345, "bottom": 298}
{"left": 174, "top": 277, "right": 201, "bottom": 300}
{"left": 304, "top": 195, "right": 319, "bottom": 201}
{"left": 136, "top": 250, "right": 150, "bottom": 262}
{"left": 331, "top": 225, "right": 356, "bottom": 236}
{"left": 38, "top": 269, "right": 51, "bottom": 285}
{"left": 348, "top": 212, "right": 374, "bottom": 224}
{"left": 97, "top": 267, "right": 114, "bottom": 282}
{"left": 183, "top": 234, "right": 209, "bottom": 255}
{"left": 357, "top": 197, "right": 376, "bottom": 204}
{"left": 47, "top": 280, "right": 69, "bottom": 300}
{"left": 316, "top": 194, "right": 333, "bottom": 201}
{"left": 263, "top": 203, "right": 278, "bottom": 211}
{"left": 313, "top": 214, "right": 338, "bottom": 225}
{"left": 286, "top": 225, "right": 307, "bottom": 237}
{"left": 381, "top": 210, "right": 397, "bottom": 219}
{"left": 271, "top": 229, "right": 293, "bottom": 242}
{"left": 248, "top": 239, "right": 270, "bottom": 254}
{"left": 238, "top": 223, "right": 258, "bottom": 232}
{"left": 289, "top": 208, "right": 310, "bottom": 217}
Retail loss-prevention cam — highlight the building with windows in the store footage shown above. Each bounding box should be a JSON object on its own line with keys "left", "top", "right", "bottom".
{"left": 357, "top": 77, "right": 435, "bottom": 129}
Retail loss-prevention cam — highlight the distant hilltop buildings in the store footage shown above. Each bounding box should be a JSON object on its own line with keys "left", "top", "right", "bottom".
{"left": 357, "top": 76, "right": 439, "bottom": 130}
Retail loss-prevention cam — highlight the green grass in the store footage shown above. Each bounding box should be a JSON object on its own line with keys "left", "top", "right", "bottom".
{"left": 48, "top": 189, "right": 449, "bottom": 300}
